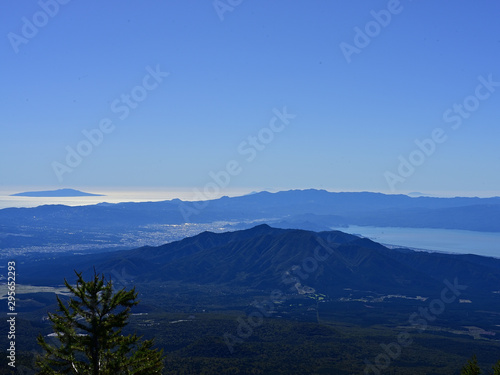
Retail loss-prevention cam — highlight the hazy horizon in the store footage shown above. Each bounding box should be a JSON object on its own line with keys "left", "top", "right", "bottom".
{"left": 3, "top": 185, "right": 500, "bottom": 201}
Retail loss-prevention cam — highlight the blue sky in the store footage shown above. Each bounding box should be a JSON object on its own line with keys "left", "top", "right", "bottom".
{"left": 1, "top": 0, "right": 499, "bottom": 197}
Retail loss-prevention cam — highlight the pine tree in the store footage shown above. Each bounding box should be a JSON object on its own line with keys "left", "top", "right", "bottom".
{"left": 461, "top": 354, "right": 481, "bottom": 375}
{"left": 493, "top": 360, "right": 500, "bottom": 375}
{"left": 36, "top": 270, "right": 164, "bottom": 374}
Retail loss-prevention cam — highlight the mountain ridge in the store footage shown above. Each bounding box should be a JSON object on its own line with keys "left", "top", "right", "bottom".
{"left": 19, "top": 225, "right": 500, "bottom": 305}
{"left": 3, "top": 189, "right": 500, "bottom": 231}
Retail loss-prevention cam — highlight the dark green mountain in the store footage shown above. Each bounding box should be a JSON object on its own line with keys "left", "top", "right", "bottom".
{"left": 9, "top": 225, "right": 500, "bottom": 375}
{"left": 20, "top": 225, "right": 500, "bottom": 306}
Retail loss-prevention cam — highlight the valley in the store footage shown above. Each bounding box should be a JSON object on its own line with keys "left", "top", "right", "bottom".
{"left": 3, "top": 279, "right": 500, "bottom": 374}
{"left": 2, "top": 220, "right": 500, "bottom": 373}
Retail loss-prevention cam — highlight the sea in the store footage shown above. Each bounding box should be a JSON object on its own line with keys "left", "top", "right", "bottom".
{"left": 332, "top": 225, "right": 500, "bottom": 259}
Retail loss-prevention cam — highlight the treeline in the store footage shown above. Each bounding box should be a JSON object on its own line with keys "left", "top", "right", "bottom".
{"left": 461, "top": 354, "right": 500, "bottom": 375}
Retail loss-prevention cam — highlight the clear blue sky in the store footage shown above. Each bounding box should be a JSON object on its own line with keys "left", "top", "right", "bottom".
{"left": 1, "top": 0, "right": 499, "bottom": 197}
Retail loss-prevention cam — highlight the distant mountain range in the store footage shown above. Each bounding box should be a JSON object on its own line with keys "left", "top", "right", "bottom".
{"left": 10, "top": 188, "right": 104, "bottom": 197}
{"left": 2, "top": 189, "right": 500, "bottom": 254}
{"left": 2, "top": 188, "right": 500, "bottom": 230}
{"left": 20, "top": 225, "right": 500, "bottom": 307}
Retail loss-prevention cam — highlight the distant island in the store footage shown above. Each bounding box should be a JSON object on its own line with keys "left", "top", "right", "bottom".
{"left": 10, "top": 188, "right": 105, "bottom": 197}
{"left": 408, "top": 192, "right": 434, "bottom": 197}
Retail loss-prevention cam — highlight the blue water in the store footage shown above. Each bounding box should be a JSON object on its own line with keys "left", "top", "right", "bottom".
{"left": 332, "top": 225, "right": 500, "bottom": 258}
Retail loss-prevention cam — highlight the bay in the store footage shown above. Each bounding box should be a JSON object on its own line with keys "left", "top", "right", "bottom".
{"left": 332, "top": 225, "right": 500, "bottom": 258}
